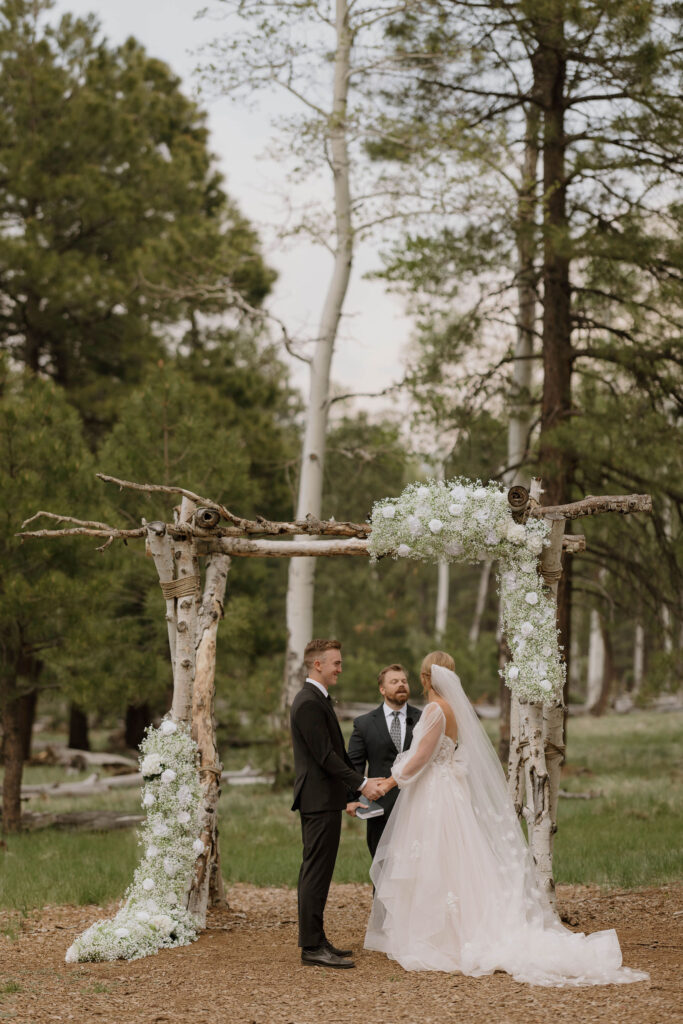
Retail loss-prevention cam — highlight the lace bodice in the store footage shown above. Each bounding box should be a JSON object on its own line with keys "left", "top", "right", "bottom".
{"left": 432, "top": 733, "right": 459, "bottom": 765}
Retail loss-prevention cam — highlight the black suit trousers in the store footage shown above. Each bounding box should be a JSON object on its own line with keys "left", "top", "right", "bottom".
{"left": 297, "top": 809, "right": 342, "bottom": 948}
{"left": 366, "top": 814, "right": 387, "bottom": 860}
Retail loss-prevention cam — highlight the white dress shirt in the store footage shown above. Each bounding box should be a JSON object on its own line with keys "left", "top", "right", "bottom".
{"left": 384, "top": 702, "right": 407, "bottom": 751}
{"left": 305, "top": 676, "right": 329, "bottom": 698}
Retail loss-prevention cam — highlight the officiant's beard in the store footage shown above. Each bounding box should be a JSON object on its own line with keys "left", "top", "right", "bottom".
{"left": 380, "top": 680, "right": 410, "bottom": 709}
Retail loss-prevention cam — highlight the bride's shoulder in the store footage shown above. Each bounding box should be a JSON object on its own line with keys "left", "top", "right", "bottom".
{"left": 424, "top": 700, "right": 447, "bottom": 717}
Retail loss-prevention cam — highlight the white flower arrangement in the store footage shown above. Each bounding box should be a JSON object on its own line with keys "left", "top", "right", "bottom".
{"left": 368, "top": 478, "right": 566, "bottom": 704}
{"left": 65, "top": 719, "right": 204, "bottom": 963}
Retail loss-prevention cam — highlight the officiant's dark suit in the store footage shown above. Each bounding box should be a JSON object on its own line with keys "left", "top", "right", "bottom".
{"left": 348, "top": 700, "right": 422, "bottom": 858}
{"left": 290, "top": 677, "right": 365, "bottom": 951}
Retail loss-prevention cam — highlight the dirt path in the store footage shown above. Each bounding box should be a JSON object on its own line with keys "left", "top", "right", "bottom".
{"left": 0, "top": 884, "right": 680, "bottom": 1024}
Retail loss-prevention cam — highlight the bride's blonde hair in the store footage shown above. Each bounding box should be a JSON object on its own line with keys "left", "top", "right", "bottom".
{"left": 420, "top": 650, "right": 456, "bottom": 696}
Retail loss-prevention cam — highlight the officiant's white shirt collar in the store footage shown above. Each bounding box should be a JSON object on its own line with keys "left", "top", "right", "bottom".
{"left": 306, "top": 676, "right": 329, "bottom": 698}
{"left": 383, "top": 702, "right": 406, "bottom": 719}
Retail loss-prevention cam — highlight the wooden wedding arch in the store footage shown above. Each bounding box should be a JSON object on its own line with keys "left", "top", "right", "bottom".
{"left": 20, "top": 474, "right": 652, "bottom": 921}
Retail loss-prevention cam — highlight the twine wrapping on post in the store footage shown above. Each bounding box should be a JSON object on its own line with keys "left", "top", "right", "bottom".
{"left": 159, "top": 575, "right": 201, "bottom": 600}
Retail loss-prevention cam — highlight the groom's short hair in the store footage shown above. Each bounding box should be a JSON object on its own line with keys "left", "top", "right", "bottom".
{"left": 378, "top": 663, "right": 407, "bottom": 686}
{"left": 303, "top": 638, "right": 341, "bottom": 669}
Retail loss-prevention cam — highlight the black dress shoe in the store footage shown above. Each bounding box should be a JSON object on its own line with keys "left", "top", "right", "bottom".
{"left": 324, "top": 938, "right": 353, "bottom": 958}
{"left": 301, "top": 945, "right": 355, "bottom": 969}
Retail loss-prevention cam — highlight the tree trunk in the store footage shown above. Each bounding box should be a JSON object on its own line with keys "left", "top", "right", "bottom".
{"left": 188, "top": 555, "right": 230, "bottom": 924}
{"left": 435, "top": 560, "right": 449, "bottom": 640}
{"left": 283, "top": 0, "right": 355, "bottom": 708}
{"left": 499, "top": 106, "right": 539, "bottom": 756}
{"left": 68, "top": 704, "right": 90, "bottom": 751}
{"left": 18, "top": 689, "right": 38, "bottom": 761}
{"left": 632, "top": 620, "right": 645, "bottom": 695}
{"left": 585, "top": 607, "right": 605, "bottom": 710}
{"left": 469, "top": 559, "right": 492, "bottom": 648}
{"left": 2, "top": 691, "right": 24, "bottom": 834}
{"left": 591, "top": 617, "right": 614, "bottom": 716}
{"left": 124, "top": 704, "right": 151, "bottom": 749}
{"left": 535, "top": 9, "right": 574, "bottom": 698}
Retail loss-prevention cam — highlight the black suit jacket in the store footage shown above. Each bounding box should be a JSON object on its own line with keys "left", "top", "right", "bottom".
{"left": 290, "top": 682, "right": 365, "bottom": 813}
{"left": 347, "top": 703, "right": 422, "bottom": 817}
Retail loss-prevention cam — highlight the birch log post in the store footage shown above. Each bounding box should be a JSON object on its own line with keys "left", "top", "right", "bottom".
{"left": 188, "top": 554, "right": 230, "bottom": 925}
{"left": 538, "top": 515, "right": 567, "bottom": 887}
{"left": 171, "top": 498, "right": 199, "bottom": 724}
{"left": 145, "top": 521, "right": 177, "bottom": 677}
{"left": 508, "top": 491, "right": 567, "bottom": 907}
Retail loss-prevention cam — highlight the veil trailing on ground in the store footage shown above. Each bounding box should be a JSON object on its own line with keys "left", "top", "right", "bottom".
{"left": 428, "top": 665, "right": 553, "bottom": 922}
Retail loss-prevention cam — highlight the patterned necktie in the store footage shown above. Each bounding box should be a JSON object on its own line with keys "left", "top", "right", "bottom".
{"left": 390, "top": 710, "right": 402, "bottom": 751}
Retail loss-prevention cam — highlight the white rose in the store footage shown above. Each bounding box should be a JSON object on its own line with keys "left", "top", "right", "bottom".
{"left": 450, "top": 485, "right": 467, "bottom": 500}
{"left": 381, "top": 505, "right": 396, "bottom": 519}
{"left": 485, "top": 531, "right": 498, "bottom": 546}
{"left": 142, "top": 792, "right": 156, "bottom": 808}
{"left": 428, "top": 518, "right": 443, "bottom": 534}
{"left": 163, "top": 858, "right": 179, "bottom": 877}
{"left": 160, "top": 720, "right": 177, "bottom": 736}
{"left": 407, "top": 514, "right": 422, "bottom": 537}
{"left": 166, "top": 892, "right": 178, "bottom": 906}
{"left": 65, "top": 945, "right": 78, "bottom": 964}
{"left": 146, "top": 899, "right": 159, "bottom": 912}
{"left": 526, "top": 534, "right": 544, "bottom": 555}
{"left": 417, "top": 486, "right": 430, "bottom": 499}
{"left": 396, "top": 543, "right": 412, "bottom": 557}
{"left": 520, "top": 621, "right": 534, "bottom": 637}
{"left": 445, "top": 541, "right": 464, "bottom": 557}
{"left": 502, "top": 570, "right": 516, "bottom": 587}
{"left": 475, "top": 507, "right": 489, "bottom": 523}
{"left": 136, "top": 910, "right": 151, "bottom": 923}
{"left": 177, "top": 784, "right": 192, "bottom": 807}
{"left": 539, "top": 679, "right": 553, "bottom": 692}
{"left": 448, "top": 503, "right": 464, "bottom": 516}
{"left": 146, "top": 845, "right": 160, "bottom": 859}
{"left": 506, "top": 522, "right": 526, "bottom": 544}
{"left": 142, "top": 878, "right": 155, "bottom": 891}
{"left": 520, "top": 560, "right": 537, "bottom": 574}
{"left": 115, "top": 927, "right": 130, "bottom": 939}
{"left": 542, "top": 645, "right": 552, "bottom": 657}
{"left": 177, "top": 811, "right": 191, "bottom": 825}
{"left": 192, "top": 839, "right": 205, "bottom": 856}
{"left": 151, "top": 915, "right": 174, "bottom": 935}
{"left": 160, "top": 769, "right": 177, "bottom": 784}
{"left": 525, "top": 591, "right": 539, "bottom": 606}
{"left": 473, "top": 487, "right": 487, "bottom": 499}
{"left": 152, "top": 823, "right": 169, "bottom": 838}
{"left": 508, "top": 666, "right": 519, "bottom": 680}
{"left": 140, "top": 754, "right": 162, "bottom": 777}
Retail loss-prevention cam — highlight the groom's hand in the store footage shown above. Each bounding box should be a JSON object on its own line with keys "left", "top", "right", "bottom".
{"left": 345, "top": 801, "right": 362, "bottom": 817}
{"left": 362, "top": 777, "right": 386, "bottom": 801}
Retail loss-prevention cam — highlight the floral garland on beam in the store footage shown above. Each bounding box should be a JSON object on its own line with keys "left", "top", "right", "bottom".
{"left": 367, "top": 480, "right": 565, "bottom": 705}
{"left": 65, "top": 721, "right": 204, "bottom": 962}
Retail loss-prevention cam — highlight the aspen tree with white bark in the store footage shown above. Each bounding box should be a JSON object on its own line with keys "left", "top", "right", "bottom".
{"left": 200, "top": 0, "right": 428, "bottom": 707}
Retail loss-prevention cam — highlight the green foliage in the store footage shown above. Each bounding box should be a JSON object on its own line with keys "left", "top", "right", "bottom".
{"left": 0, "top": 364, "right": 97, "bottom": 702}
{"left": 0, "top": 0, "right": 275, "bottom": 434}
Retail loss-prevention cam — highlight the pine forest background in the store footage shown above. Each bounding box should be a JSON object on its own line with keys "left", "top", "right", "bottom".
{"left": 0, "top": 0, "right": 681, "bottom": 779}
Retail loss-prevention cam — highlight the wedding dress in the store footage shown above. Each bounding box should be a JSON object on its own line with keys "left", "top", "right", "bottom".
{"left": 364, "top": 666, "right": 648, "bottom": 987}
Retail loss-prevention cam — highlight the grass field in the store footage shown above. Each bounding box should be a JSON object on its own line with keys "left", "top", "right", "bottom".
{"left": 0, "top": 710, "right": 680, "bottom": 914}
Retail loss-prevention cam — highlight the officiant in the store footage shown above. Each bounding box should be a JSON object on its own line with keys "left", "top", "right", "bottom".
{"left": 347, "top": 664, "right": 422, "bottom": 857}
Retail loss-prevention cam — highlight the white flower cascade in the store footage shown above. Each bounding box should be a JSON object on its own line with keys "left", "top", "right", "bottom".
{"left": 65, "top": 720, "right": 204, "bottom": 962}
{"left": 368, "top": 479, "right": 565, "bottom": 704}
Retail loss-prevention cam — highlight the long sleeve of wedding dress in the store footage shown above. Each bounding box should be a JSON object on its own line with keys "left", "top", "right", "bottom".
{"left": 365, "top": 668, "right": 649, "bottom": 988}
{"left": 390, "top": 702, "right": 445, "bottom": 787}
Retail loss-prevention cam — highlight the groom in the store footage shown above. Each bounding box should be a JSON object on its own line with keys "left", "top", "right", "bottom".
{"left": 290, "top": 639, "right": 385, "bottom": 969}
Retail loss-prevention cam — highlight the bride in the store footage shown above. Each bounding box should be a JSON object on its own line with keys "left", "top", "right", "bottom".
{"left": 365, "top": 651, "right": 648, "bottom": 987}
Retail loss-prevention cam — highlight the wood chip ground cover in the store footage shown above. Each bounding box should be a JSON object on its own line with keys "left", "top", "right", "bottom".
{"left": 0, "top": 883, "right": 680, "bottom": 1024}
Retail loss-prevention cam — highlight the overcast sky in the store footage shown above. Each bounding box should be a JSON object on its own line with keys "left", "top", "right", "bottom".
{"left": 52, "top": 0, "right": 414, "bottom": 412}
